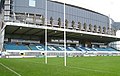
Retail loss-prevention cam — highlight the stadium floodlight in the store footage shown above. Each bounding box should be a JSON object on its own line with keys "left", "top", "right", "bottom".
{"left": 45, "top": 0, "right": 48, "bottom": 64}
{"left": 64, "top": 0, "right": 67, "bottom": 66}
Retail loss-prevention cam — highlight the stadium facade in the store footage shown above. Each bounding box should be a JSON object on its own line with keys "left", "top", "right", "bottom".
{"left": 109, "top": 22, "right": 120, "bottom": 50}
{"left": 0, "top": 0, "right": 120, "bottom": 57}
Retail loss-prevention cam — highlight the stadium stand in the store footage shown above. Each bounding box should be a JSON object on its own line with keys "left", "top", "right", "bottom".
{"left": 4, "top": 42, "right": 29, "bottom": 50}
{"left": 67, "top": 46, "right": 78, "bottom": 51}
{"left": 93, "top": 47, "right": 118, "bottom": 51}
{"left": 52, "top": 46, "right": 64, "bottom": 51}
{"left": 1, "top": 0, "right": 120, "bottom": 58}
{"left": 4, "top": 42, "right": 118, "bottom": 51}
{"left": 47, "top": 45, "right": 58, "bottom": 51}
{"left": 29, "top": 44, "right": 38, "bottom": 50}
{"left": 29, "top": 44, "right": 44, "bottom": 51}
{"left": 106, "top": 48, "right": 118, "bottom": 51}
{"left": 2, "top": 42, "right": 120, "bottom": 58}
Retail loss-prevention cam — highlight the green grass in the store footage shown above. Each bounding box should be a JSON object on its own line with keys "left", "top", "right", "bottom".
{"left": 0, "top": 56, "right": 120, "bottom": 76}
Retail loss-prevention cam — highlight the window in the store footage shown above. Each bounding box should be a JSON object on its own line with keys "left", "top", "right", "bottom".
{"left": 29, "top": 0, "right": 36, "bottom": 7}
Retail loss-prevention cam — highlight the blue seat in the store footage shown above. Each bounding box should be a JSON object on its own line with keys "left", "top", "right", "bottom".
{"left": 67, "top": 46, "right": 78, "bottom": 51}
{"left": 47, "top": 45, "right": 58, "bottom": 51}
{"left": 4, "top": 43, "right": 29, "bottom": 50}
{"left": 29, "top": 45, "right": 38, "bottom": 50}
{"left": 95, "top": 48, "right": 107, "bottom": 51}
{"left": 51, "top": 46, "right": 64, "bottom": 51}
{"left": 29, "top": 44, "right": 44, "bottom": 51}
{"left": 105, "top": 48, "right": 117, "bottom": 51}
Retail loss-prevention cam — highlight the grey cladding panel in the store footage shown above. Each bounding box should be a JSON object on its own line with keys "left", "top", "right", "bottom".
{"left": 13, "top": 0, "right": 45, "bottom": 15}
{"left": 14, "top": 7, "right": 45, "bottom": 15}
{"left": 11, "top": 0, "right": 109, "bottom": 28}
{"left": 13, "top": 0, "right": 29, "bottom": 7}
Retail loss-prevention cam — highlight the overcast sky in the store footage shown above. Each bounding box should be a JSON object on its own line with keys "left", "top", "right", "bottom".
{"left": 52, "top": 0, "right": 120, "bottom": 22}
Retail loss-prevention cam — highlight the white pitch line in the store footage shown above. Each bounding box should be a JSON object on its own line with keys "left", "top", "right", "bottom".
{"left": 0, "top": 63, "right": 22, "bottom": 76}
{"left": 20, "top": 60, "right": 114, "bottom": 74}
{"left": 19, "top": 59, "right": 119, "bottom": 75}
{"left": 41, "top": 63, "right": 115, "bottom": 74}
{"left": 67, "top": 66, "right": 112, "bottom": 74}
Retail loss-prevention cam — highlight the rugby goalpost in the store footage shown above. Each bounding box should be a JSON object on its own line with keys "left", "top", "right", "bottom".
{"left": 45, "top": 0, "right": 67, "bottom": 66}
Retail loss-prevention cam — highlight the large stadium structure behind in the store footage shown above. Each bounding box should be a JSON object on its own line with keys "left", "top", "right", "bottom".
{"left": 0, "top": 0, "right": 120, "bottom": 58}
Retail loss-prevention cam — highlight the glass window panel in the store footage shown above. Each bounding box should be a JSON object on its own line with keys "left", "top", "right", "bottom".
{"left": 29, "top": 0, "right": 36, "bottom": 7}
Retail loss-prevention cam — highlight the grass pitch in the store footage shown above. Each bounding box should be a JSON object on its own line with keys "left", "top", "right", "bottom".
{"left": 0, "top": 56, "right": 120, "bottom": 76}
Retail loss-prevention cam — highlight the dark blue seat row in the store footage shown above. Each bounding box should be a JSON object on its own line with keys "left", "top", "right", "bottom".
{"left": 93, "top": 47, "right": 118, "bottom": 51}
{"left": 4, "top": 43, "right": 118, "bottom": 52}
{"left": 4, "top": 43, "right": 29, "bottom": 50}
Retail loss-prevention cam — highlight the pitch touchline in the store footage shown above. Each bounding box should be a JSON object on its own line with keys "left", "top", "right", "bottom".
{"left": 0, "top": 63, "right": 22, "bottom": 76}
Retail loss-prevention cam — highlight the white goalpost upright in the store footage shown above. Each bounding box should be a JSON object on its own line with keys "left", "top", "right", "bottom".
{"left": 45, "top": 0, "right": 48, "bottom": 64}
{"left": 64, "top": 0, "right": 67, "bottom": 66}
{"left": 44, "top": 0, "right": 67, "bottom": 66}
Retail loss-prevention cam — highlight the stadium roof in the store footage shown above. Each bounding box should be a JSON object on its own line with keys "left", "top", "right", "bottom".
{"left": 4, "top": 22, "right": 120, "bottom": 43}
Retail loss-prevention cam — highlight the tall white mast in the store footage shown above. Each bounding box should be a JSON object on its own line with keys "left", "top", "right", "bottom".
{"left": 64, "top": 0, "right": 67, "bottom": 66}
{"left": 45, "top": 0, "right": 48, "bottom": 64}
